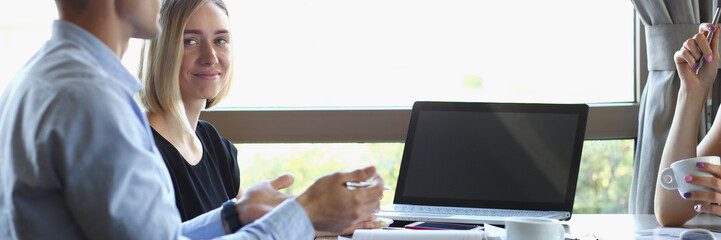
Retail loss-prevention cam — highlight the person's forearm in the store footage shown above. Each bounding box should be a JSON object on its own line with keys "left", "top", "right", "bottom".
{"left": 655, "top": 88, "right": 707, "bottom": 226}
{"left": 662, "top": 88, "right": 707, "bottom": 164}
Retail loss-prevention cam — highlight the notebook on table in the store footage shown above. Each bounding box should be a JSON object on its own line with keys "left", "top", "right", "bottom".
{"left": 377, "top": 101, "right": 589, "bottom": 225}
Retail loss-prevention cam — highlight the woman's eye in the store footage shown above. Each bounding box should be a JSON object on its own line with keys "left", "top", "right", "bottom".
{"left": 215, "top": 38, "right": 229, "bottom": 45}
{"left": 184, "top": 39, "right": 197, "bottom": 45}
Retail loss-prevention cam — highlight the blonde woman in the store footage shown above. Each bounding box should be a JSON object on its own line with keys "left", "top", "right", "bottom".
{"left": 139, "top": 0, "right": 384, "bottom": 235}
{"left": 139, "top": 0, "right": 239, "bottom": 222}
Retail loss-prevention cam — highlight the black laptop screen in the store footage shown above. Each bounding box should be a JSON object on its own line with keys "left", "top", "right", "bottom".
{"left": 394, "top": 102, "right": 587, "bottom": 211}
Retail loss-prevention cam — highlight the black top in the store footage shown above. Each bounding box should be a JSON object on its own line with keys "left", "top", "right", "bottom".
{"left": 152, "top": 120, "right": 240, "bottom": 221}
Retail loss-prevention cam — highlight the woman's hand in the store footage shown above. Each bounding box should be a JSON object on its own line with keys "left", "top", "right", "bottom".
{"left": 674, "top": 23, "right": 720, "bottom": 94}
{"left": 684, "top": 162, "right": 721, "bottom": 215}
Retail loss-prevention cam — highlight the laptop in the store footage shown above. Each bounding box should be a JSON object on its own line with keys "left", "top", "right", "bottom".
{"left": 377, "top": 101, "right": 588, "bottom": 225}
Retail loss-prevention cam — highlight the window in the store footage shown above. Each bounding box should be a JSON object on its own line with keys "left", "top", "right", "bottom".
{"left": 0, "top": 2, "right": 635, "bottom": 106}
{"left": 0, "top": 2, "right": 57, "bottom": 94}
{"left": 220, "top": 0, "right": 634, "bottom": 108}
{"left": 237, "top": 140, "right": 634, "bottom": 213}
{"left": 1, "top": 1, "right": 638, "bottom": 213}
{"left": 217, "top": 0, "right": 638, "bottom": 214}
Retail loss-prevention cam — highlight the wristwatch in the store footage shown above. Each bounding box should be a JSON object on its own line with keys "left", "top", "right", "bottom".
{"left": 221, "top": 198, "right": 242, "bottom": 233}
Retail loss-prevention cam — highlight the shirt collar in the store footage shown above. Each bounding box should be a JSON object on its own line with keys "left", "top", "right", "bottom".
{"left": 51, "top": 20, "right": 142, "bottom": 93}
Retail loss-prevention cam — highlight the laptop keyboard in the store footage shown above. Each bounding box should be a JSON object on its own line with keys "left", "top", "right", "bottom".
{"left": 391, "top": 205, "right": 549, "bottom": 217}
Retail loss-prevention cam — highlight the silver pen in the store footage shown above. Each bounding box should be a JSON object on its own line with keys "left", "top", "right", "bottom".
{"left": 346, "top": 181, "right": 392, "bottom": 190}
{"left": 697, "top": 7, "right": 721, "bottom": 75}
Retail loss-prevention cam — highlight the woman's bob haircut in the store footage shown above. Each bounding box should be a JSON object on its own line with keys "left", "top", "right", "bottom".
{"left": 138, "top": 0, "right": 231, "bottom": 133}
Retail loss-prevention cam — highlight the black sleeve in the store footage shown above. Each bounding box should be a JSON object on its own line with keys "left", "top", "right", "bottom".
{"left": 198, "top": 120, "right": 241, "bottom": 199}
{"left": 224, "top": 138, "right": 241, "bottom": 198}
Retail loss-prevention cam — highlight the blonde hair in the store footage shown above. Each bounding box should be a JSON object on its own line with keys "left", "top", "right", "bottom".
{"left": 138, "top": 0, "right": 232, "bottom": 134}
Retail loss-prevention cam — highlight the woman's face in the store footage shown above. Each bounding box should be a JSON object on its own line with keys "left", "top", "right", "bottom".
{"left": 179, "top": 2, "right": 232, "bottom": 105}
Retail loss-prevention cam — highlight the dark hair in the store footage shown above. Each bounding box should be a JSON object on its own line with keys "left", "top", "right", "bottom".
{"left": 55, "top": 0, "right": 89, "bottom": 13}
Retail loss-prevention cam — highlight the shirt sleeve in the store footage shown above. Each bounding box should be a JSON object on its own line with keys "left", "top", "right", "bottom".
{"left": 41, "top": 85, "right": 185, "bottom": 240}
{"left": 182, "top": 207, "right": 225, "bottom": 239}
{"left": 220, "top": 199, "right": 315, "bottom": 240}
{"left": 201, "top": 120, "right": 241, "bottom": 198}
{"left": 47, "top": 85, "right": 314, "bottom": 240}
{"left": 182, "top": 199, "right": 314, "bottom": 240}
{"left": 224, "top": 138, "right": 241, "bottom": 197}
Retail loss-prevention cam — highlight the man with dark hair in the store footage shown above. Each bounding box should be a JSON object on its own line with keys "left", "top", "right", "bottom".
{"left": 0, "top": 0, "right": 383, "bottom": 239}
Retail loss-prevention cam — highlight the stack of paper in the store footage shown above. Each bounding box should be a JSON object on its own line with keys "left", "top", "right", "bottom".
{"left": 347, "top": 229, "right": 486, "bottom": 240}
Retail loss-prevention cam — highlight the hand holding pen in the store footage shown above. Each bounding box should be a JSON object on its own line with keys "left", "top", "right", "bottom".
{"left": 296, "top": 166, "right": 386, "bottom": 234}
{"left": 674, "top": 12, "right": 720, "bottom": 94}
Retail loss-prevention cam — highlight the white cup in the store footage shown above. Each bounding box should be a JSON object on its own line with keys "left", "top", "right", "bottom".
{"left": 659, "top": 156, "right": 721, "bottom": 197}
{"left": 505, "top": 217, "right": 565, "bottom": 240}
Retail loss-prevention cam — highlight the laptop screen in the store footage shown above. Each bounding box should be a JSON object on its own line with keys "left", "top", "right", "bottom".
{"left": 393, "top": 102, "right": 588, "bottom": 212}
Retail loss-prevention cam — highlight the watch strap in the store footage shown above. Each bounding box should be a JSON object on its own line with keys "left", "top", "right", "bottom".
{"left": 221, "top": 199, "right": 242, "bottom": 233}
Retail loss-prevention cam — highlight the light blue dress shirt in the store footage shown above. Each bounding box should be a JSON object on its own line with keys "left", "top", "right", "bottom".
{"left": 0, "top": 20, "right": 314, "bottom": 240}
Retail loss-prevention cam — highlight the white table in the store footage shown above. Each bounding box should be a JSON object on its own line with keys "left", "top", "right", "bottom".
{"left": 316, "top": 213, "right": 721, "bottom": 239}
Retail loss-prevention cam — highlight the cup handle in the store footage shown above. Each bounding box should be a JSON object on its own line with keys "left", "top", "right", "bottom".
{"left": 659, "top": 167, "right": 678, "bottom": 190}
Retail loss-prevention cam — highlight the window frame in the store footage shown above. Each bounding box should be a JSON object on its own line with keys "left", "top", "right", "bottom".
{"left": 200, "top": 16, "right": 645, "bottom": 143}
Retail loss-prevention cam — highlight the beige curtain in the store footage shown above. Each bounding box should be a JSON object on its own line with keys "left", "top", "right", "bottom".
{"left": 629, "top": 0, "right": 720, "bottom": 214}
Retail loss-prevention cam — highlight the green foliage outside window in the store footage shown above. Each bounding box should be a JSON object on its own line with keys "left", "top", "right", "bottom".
{"left": 236, "top": 140, "right": 634, "bottom": 213}
{"left": 573, "top": 140, "right": 634, "bottom": 213}
{"left": 236, "top": 143, "right": 404, "bottom": 206}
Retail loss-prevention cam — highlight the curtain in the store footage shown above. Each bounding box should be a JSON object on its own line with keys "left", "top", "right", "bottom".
{"left": 628, "top": 0, "right": 718, "bottom": 214}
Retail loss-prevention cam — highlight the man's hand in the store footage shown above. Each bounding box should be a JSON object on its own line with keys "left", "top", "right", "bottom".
{"left": 315, "top": 214, "right": 383, "bottom": 237}
{"left": 296, "top": 166, "right": 384, "bottom": 234}
{"left": 235, "top": 173, "right": 295, "bottom": 225}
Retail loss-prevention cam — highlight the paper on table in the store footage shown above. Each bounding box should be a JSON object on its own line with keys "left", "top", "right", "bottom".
{"left": 350, "top": 229, "right": 486, "bottom": 240}
{"left": 635, "top": 228, "right": 721, "bottom": 240}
